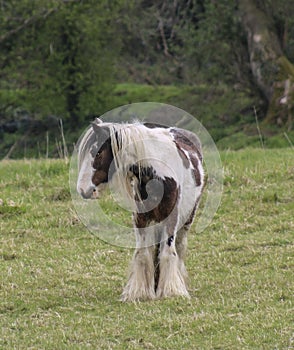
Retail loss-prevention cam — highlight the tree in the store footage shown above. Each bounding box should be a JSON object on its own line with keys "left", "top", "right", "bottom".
{"left": 118, "top": 0, "right": 252, "bottom": 86}
{"left": 0, "top": 0, "right": 123, "bottom": 126}
{"left": 238, "top": 0, "right": 294, "bottom": 130}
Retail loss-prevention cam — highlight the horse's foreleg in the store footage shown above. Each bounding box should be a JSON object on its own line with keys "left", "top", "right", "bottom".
{"left": 156, "top": 215, "right": 190, "bottom": 299}
{"left": 121, "top": 228, "right": 156, "bottom": 302}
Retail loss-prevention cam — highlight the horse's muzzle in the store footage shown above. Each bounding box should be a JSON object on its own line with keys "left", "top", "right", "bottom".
{"left": 79, "top": 186, "right": 97, "bottom": 199}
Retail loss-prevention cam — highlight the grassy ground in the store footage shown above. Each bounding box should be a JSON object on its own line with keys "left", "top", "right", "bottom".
{"left": 0, "top": 149, "right": 293, "bottom": 349}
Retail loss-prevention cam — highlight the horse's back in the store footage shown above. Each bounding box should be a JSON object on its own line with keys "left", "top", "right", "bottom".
{"left": 142, "top": 122, "right": 202, "bottom": 162}
{"left": 170, "top": 127, "right": 202, "bottom": 162}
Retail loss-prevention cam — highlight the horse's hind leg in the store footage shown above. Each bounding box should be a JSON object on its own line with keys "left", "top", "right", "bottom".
{"left": 176, "top": 202, "right": 199, "bottom": 287}
{"left": 121, "top": 228, "right": 156, "bottom": 302}
{"left": 175, "top": 224, "right": 189, "bottom": 285}
{"left": 156, "top": 218, "right": 190, "bottom": 299}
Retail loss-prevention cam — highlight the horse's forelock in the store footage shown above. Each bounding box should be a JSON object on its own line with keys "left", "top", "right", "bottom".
{"left": 78, "top": 122, "right": 114, "bottom": 170}
{"left": 78, "top": 128, "right": 96, "bottom": 171}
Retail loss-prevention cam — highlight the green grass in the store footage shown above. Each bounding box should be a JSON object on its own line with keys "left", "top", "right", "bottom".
{"left": 0, "top": 149, "right": 293, "bottom": 349}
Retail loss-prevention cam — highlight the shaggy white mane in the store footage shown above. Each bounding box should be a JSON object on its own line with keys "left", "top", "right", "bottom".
{"left": 107, "top": 123, "right": 184, "bottom": 209}
{"left": 110, "top": 123, "right": 180, "bottom": 178}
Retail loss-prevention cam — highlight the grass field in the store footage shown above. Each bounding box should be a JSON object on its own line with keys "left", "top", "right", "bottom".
{"left": 0, "top": 149, "right": 293, "bottom": 349}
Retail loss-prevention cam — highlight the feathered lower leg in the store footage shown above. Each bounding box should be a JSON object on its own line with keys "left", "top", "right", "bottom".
{"left": 121, "top": 227, "right": 156, "bottom": 302}
{"left": 156, "top": 234, "right": 189, "bottom": 298}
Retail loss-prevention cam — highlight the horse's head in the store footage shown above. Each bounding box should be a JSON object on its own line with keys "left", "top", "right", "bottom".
{"left": 77, "top": 118, "right": 114, "bottom": 199}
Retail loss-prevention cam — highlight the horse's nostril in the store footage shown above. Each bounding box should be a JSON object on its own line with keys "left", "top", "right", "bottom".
{"left": 79, "top": 186, "right": 96, "bottom": 199}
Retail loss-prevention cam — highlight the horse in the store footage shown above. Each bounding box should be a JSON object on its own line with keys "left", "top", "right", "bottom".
{"left": 76, "top": 118, "right": 205, "bottom": 301}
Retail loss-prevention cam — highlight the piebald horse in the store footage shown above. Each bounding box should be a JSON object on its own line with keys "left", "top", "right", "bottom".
{"left": 77, "top": 118, "right": 204, "bottom": 301}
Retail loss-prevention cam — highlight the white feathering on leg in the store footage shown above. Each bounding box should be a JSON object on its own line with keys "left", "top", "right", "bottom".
{"left": 156, "top": 241, "right": 190, "bottom": 298}
{"left": 121, "top": 246, "right": 156, "bottom": 302}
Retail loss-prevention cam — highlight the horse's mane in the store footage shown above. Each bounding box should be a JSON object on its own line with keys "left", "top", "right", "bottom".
{"left": 107, "top": 122, "right": 180, "bottom": 208}
{"left": 110, "top": 123, "right": 148, "bottom": 174}
{"left": 108, "top": 123, "right": 153, "bottom": 205}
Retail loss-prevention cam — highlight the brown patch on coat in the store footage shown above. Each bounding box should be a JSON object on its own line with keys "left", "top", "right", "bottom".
{"left": 174, "top": 143, "right": 190, "bottom": 169}
{"left": 171, "top": 128, "right": 203, "bottom": 186}
{"left": 143, "top": 122, "right": 169, "bottom": 129}
{"left": 170, "top": 128, "right": 202, "bottom": 162}
{"left": 92, "top": 138, "right": 114, "bottom": 186}
{"left": 189, "top": 153, "right": 202, "bottom": 187}
{"left": 134, "top": 177, "right": 178, "bottom": 228}
{"left": 154, "top": 243, "right": 160, "bottom": 291}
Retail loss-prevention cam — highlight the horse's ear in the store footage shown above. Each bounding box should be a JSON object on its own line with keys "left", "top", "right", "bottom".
{"left": 91, "top": 122, "right": 110, "bottom": 140}
{"left": 95, "top": 118, "right": 103, "bottom": 124}
{"left": 91, "top": 117, "right": 102, "bottom": 130}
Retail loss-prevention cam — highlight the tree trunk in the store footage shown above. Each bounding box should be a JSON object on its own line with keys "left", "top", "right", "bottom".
{"left": 239, "top": 0, "right": 294, "bottom": 130}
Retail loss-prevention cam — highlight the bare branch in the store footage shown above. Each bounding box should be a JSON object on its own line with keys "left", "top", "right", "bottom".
{"left": 156, "top": 16, "right": 171, "bottom": 57}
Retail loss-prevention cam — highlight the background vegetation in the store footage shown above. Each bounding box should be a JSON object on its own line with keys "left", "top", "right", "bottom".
{"left": 0, "top": 0, "right": 294, "bottom": 158}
